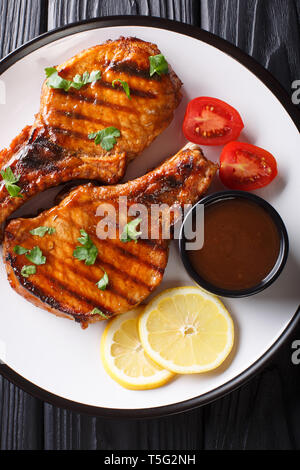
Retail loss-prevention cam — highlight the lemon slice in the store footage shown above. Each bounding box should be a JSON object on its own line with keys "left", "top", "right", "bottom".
{"left": 139, "top": 287, "right": 234, "bottom": 374}
{"left": 101, "top": 307, "right": 174, "bottom": 390}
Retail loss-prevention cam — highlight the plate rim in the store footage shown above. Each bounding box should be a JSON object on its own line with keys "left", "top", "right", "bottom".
{"left": 0, "top": 15, "right": 299, "bottom": 418}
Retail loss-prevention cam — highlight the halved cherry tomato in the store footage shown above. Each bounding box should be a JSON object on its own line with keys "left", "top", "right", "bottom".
{"left": 219, "top": 142, "right": 278, "bottom": 191}
{"left": 182, "top": 97, "right": 244, "bottom": 146}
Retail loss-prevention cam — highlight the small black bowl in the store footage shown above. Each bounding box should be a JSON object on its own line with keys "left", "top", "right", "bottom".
{"left": 179, "top": 190, "right": 289, "bottom": 298}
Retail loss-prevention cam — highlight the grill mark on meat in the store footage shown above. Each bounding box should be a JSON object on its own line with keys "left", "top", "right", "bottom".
{"left": 94, "top": 80, "right": 156, "bottom": 98}
{"left": 15, "top": 137, "right": 65, "bottom": 173}
{"left": 87, "top": 239, "right": 164, "bottom": 287}
{"left": 4, "top": 230, "right": 14, "bottom": 241}
{"left": 103, "top": 286, "right": 138, "bottom": 305}
{"left": 54, "top": 109, "right": 130, "bottom": 131}
{"left": 50, "top": 212, "right": 165, "bottom": 276}
{"left": 56, "top": 89, "right": 138, "bottom": 114}
{"left": 6, "top": 253, "right": 81, "bottom": 316}
{"left": 44, "top": 251, "right": 142, "bottom": 305}
{"left": 99, "top": 239, "right": 165, "bottom": 275}
{"left": 95, "top": 258, "right": 157, "bottom": 292}
{"left": 43, "top": 268, "right": 136, "bottom": 311}
{"left": 136, "top": 177, "right": 185, "bottom": 203}
{"left": 7, "top": 249, "right": 142, "bottom": 312}
{"left": 134, "top": 161, "right": 201, "bottom": 204}
{"left": 8, "top": 254, "right": 114, "bottom": 317}
{"left": 61, "top": 201, "right": 167, "bottom": 250}
{"left": 19, "top": 211, "right": 162, "bottom": 292}
{"left": 136, "top": 238, "right": 167, "bottom": 249}
{"left": 48, "top": 126, "right": 91, "bottom": 142}
{"left": 176, "top": 156, "right": 195, "bottom": 173}
{"left": 108, "top": 61, "right": 161, "bottom": 81}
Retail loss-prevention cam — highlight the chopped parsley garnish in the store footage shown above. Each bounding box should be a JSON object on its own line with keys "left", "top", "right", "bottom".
{"left": 120, "top": 218, "right": 142, "bottom": 243}
{"left": 72, "top": 70, "right": 101, "bottom": 89}
{"left": 96, "top": 271, "right": 109, "bottom": 291}
{"left": 90, "top": 308, "right": 110, "bottom": 319}
{"left": 21, "top": 265, "right": 36, "bottom": 278}
{"left": 29, "top": 226, "right": 56, "bottom": 237}
{"left": 26, "top": 246, "right": 46, "bottom": 265}
{"left": 45, "top": 67, "right": 101, "bottom": 92}
{"left": 73, "top": 229, "right": 98, "bottom": 265}
{"left": 14, "top": 245, "right": 29, "bottom": 255}
{"left": 149, "top": 54, "right": 169, "bottom": 77}
{"left": 0, "top": 166, "right": 22, "bottom": 198}
{"left": 88, "top": 127, "right": 121, "bottom": 151}
{"left": 112, "top": 79, "right": 131, "bottom": 99}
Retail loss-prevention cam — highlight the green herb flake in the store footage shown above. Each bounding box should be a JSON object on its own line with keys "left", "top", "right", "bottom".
{"left": 45, "top": 67, "right": 57, "bottom": 78}
{"left": 25, "top": 246, "right": 46, "bottom": 265}
{"left": 45, "top": 67, "right": 72, "bottom": 91}
{"left": 96, "top": 271, "right": 109, "bottom": 291}
{"left": 21, "top": 265, "right": 36, "bottom": 278}
{"left": 73, "top": 229, "right": 98, "bottom": 266}
{"left": 45, "top": 67, "right": 101, "bottom": 92}
{"left": 112, "top": 79, "right": 131, "bottom": 99}
{"left": 14, "top": 245, "right": 29, "bottom": 255}
{"left": 0, "top": 167, "right": 22, "bottom": 198}
{"left": 71, "top": 70, "right": 101, "bottom": 89}
{"left": 90, "top": 308, "right": 110, "bottom": 319}
{"left": 29, "top": 226, "right": 56, "bottom": 237}
{"left": 149, "top": 54, "right": 169, "bottom": 77}
{"left": 120, "top": 217, "right": 142, "bottom": 243}
{"left": 88, "top": 127, "right": 121, "bottom": 151}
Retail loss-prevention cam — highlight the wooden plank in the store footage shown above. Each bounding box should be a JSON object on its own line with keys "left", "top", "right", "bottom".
{"left": 47, "top": 0, "right": 200, "bottom": 29}
{"left": 205, "top": 321, "right": 300, "bottom": 450}
{"left": 0, "top": 0, "right": 48, "bottom": 59}
{"left": 0, "top": 377, "right": 44, "bottom": 450}
{"left": 200, "top": 0, "right": 300, "bottom": 92}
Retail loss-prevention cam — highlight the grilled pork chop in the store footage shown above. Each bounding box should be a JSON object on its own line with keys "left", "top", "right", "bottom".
{"left": 0, "top": 37, "right": 182, "bottom": 227}
{"left": 4, "top": 145, "right": 217, "bottom": 328}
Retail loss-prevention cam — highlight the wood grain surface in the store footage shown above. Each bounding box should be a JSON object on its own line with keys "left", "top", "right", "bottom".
{"left": 0, "top": 0, "right": 300, "bottom": 450}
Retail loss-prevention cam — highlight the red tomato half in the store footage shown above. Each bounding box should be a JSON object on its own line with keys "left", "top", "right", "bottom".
{"left": 182, "top": 97, "right": 244, "bottom": 146}
{"left": 219, "top": 142, "right": 278, "bottom": 191}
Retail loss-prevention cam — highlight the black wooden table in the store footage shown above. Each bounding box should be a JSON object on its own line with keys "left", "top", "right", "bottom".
{"left": 0, "top": 0, "right": 300, "bottom": 450}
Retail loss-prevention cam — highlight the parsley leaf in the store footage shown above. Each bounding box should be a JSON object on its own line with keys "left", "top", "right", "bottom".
{"left": 90, "top": 308, "right": 110, "bottom": 319}
{"left": 72, "top": 70, "right": 102, "bottom": 89}
{"left": 96, "top": 271, "right": 109, "bottom": 291}
{"left": 45, "top": 67, "right": 57, "bottom": 78}
{"left": 1, "top": 167, "right": 22, "bottom": 198}
{"left": 120, "top": 217, "right": 142, "bottom": 243}
{"left": 21, "top": 265, "right": 36, "bottom": 278}
{"left": 45, "top": 67, "right": 101, "bottom": 92}
{"left": 73, "top": 229, "right": 98, "bottom": 265}
{"left": 45, "top": 67, "right": 72, "bottom": 91}
{"left": 25, "top": 246, "right": 46, "bottom": 265}
{"left": 14, "top": 245, "right": 29, "bottom": 255}
{"left": 29, "top": 226, "right": 56, "bottom": 237}
{"left": 88, "top": 127, "right": 121, "bottom": 151}
{"left": 149, "top": 54, "right": 169, "bottom": 77}
{"left": 112, "top": 79, "right": 131, "bottom": 99}
{"left": 1, "top": 167, "right": 17, "bottom": 183}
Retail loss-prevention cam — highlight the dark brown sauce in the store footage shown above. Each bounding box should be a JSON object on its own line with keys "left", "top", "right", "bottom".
{"left": 188, "top": 198, "right": 281, "bottom": 291}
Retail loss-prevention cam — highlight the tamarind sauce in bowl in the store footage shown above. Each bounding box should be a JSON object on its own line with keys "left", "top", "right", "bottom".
{"left": 179, "top": 191, "right": 289, "bottom": 297}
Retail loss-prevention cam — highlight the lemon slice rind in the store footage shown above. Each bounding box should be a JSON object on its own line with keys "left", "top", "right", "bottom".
{"left": 101, "top": 307, "right": 174, "bottom": 390}
{"left": 139, "top": 286, "right": 234, "bottom": 374}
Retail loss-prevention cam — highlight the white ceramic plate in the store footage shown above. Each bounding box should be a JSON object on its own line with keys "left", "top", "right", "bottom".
{"left": 0, "top": 17, "right": 299, "bottom": 417}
